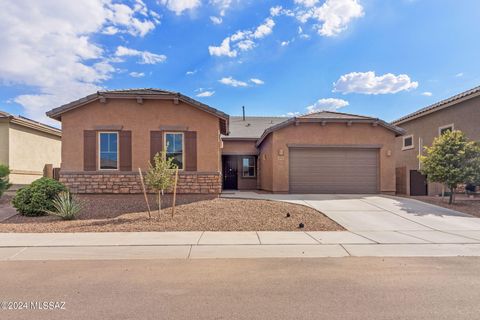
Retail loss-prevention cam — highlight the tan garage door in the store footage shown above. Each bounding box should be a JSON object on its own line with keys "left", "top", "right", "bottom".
{"left": 289, "top": 147, "right": 379, "bottom": 194}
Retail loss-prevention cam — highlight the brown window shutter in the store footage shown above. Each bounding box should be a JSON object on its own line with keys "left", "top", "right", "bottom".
{"left": 185, "top": 131, "right": 197, "bottom": 171}
{"left": 150, "top": 131, "right": 163, "bottom": 164}
{"left": 84, "top": 130, "right": 97, "bottom": 171}
{"left": 119, "top": 131, "right": 132, "bottom": 171}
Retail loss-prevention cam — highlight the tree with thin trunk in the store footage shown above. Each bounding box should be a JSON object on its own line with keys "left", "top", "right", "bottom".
{"left": 145, "top": 149, "right": 177, "bottom": 216}
{"left": 419, "top": 130, "right": 480, "bottom": 204}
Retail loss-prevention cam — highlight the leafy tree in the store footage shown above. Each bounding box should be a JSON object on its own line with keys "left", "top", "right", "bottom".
{"left": 145, "top": 149, "right": 177, "bottom": 215}
{"left": 0, "top": 164, "right": 11, "bottom": 198}
{"left": 419, "top": 130, "right": 480, "bottom": 204}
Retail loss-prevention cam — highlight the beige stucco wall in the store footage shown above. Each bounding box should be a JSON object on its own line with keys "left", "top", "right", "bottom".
{"left": 0, "top": 121, "right": 9, "bottom": 166}
{"left": 395, "top": 95, "right": 480, "bottom": 195}
{"left": 60, "top": 98, "right": 222, "bottom": 172}
{"left": 8, "top": 123, "right": 61, "bottom": 184}
{"left": 259, "top": 122, "right": 397, "bottom": 193}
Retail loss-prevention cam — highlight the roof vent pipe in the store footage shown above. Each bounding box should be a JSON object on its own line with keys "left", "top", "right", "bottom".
{"left": 242, "top": 106, "right": 245, "bottom": 121}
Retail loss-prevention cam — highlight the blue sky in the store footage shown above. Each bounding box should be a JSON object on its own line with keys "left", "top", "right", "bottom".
{"left": 0, "top": 0, "right": 479, "bottom": 126}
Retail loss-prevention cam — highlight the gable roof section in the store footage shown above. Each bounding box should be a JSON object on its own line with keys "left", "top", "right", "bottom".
{"left": 46, "top": 88, "right": 230, "bottom": 135}
{"left": 224, "top": 116, "right": 289, "bottom": 139}
{"left": 256, "top": 111, "right": 405, "bottom": 147}
{"left": 0, "top": 110, "right": 61, "bottom": 137}
{"left": 392, "top": 85, "right": 480, "bottom": 125}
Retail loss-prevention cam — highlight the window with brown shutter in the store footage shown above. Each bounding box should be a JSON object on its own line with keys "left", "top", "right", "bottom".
{"left": 84, "top": 130, "right": 97, "bottom": 171}
{"left": 184, "top": 131, "right": 197, "bottom": 171}
{"left": 150, "top": 131, "right": 163, "bottom": 163}
{"left": 119, "top": 131, "right": 132, "bottom": 171}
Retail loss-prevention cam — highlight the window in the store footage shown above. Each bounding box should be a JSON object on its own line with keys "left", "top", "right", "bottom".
{"left": 99, "top": 132, "right": 118, "bottom": 170}
{"left": 165, "top": 132, "right": 184, "bottom": 170}
{"left": 439, "top": 124, "right": 454, "bottom": 136}
{"left": 402, "top": 135, "right": 414, "bottom": 150}
{"left": 242, "top": 156, "right": 256, "bottom": 177}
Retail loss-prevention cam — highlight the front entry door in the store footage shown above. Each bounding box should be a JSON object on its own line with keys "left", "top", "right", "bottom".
{"left": 222, "top": 156, "right": 238, "bottom": 190}
{"left": 410, "top": 170, "right": 428, "bottom": 196}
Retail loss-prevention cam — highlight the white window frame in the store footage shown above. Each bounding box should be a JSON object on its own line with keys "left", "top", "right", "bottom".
{"left": 164, "top": 132, "right": 185, "bottom": 171}
{"left": 438, "top": 123, "right": 454, "bottom": 136}
{"left": 98, "top": 131, "right": 119, "bottom": 170}
{"left": 402, "top": 134, "right": 415, "bottom": 151}
{"left": 241, "top": 156, "right": 256, "bottom": 178}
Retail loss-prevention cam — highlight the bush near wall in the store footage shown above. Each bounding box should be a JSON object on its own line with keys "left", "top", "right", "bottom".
{"left": 0, "top": 165, "right": 11, "bottom": 198}
{"left": 12, "top": 178, "right": 67, "bottom": 216}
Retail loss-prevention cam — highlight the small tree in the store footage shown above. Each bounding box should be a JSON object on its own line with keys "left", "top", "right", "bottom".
{"left": 419, "top": 130, "right": 480, "bottom": 204}
{"left": 145, "top": 149, "right": 177, "bottom": 215}
{"left": 0, "top": 165, "right": 12, "bottom": 198}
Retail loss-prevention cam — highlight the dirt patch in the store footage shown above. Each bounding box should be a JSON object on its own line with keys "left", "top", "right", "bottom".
{"left": 411, "top": 196, "right": 480, "bottom": 218}
{"left": 0, "top": 198, "right": 343, "bottom": 232}
{"left": 0, "top": 195, "right": 13, "bottom": 208}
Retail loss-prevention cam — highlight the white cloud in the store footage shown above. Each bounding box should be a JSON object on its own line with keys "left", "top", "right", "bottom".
{"left": 209, "top": 17, "right": 276, "bottom": 57}
{"left": 294, "top": 0, "right": 319, "bottom": 8}
{"left": 210, "top": 16, "right": 223, "bottom": 24}
{"left": 306, "top": 98, "right": 349, "bottom": 113}
{"left": 250, "top": 78, "right": 265, "bottom": 85}
{"left": 129, "top": 72, "right": 145, "bottom": 78}
{"left": 186, "top": 70, "right": 197, "bottom": 75}
{"left": 284, "top": 111, "right": 300, "bottom": 117}
{"left": 237, "top": 40, "right": 255, "bottom": 51}
{"left": 210, "top": 0, "right": 234, "bottom": 16}
{"left": 159, "top": 0, "right": 201, "bottom": 15}
{"left": 0, "top": 0, "right": 159, "bottom": 125}
{"left": 281, "top": 40, "right": 290, "bottom": 46}
{"left": 455, "top": 72, "right": 464, "bottom": 77}
{"left": 333, "top": 71, "right": 419, "bottom": 95}
{"left": 421, "top": 91, "right": 432, "bottom": 97}
{"left": 270, "top": 6, "right": 283, "bottom": 16}
{"left": 208, "top": 37, "right": 237, "bottom": 57}
{"left": 196, "top": 90, "right": 215, "bottom": 97}
{"left": 219, "top": 76, "right": 248, "bottom": 87}
{"left": 253, "top": 18, "right": 275, "bottom": 39}
{"left": 115, "top": 46, "right": 167, "bottom": 64}
{"left": 295, "top": 0, "right": 364, "bottom": 36}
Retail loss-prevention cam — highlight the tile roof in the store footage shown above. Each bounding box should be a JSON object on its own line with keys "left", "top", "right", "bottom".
{"left": 0, "top": 110, "right": 61, "bottom": 136}
{"left": 46, "top": 88, "right": 229, "bottom": 135}
{"left": 392, "top": 85, "right": 480, "bottom": 125}
{"left": 255, "top": 111, "right": 405, "bottom": 146}
{"left": 224, "top": 116, "right": 289, "bottom": 139}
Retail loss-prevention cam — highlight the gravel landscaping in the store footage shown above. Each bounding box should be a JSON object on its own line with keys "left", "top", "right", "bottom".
{"left": 0, "top": 197, "right": 343, "bottom": 232}
{"left": 411, "top": 196, "right": 480, "bottom": 218}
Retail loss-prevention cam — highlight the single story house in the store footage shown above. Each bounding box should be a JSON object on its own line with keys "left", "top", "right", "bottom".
{"left": 0, "top": 111, "right": 61, "bottom": 185}
{"left": 46, "top": 89, "right": 404, "bottom": 195}
{"left": 392, "top": 85, "right": 480, "bottom": 196}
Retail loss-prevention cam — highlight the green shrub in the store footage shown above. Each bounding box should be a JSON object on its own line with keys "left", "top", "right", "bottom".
{"left": 12, "top": 177, "right": 67, "bottom": 216}
{"left": 47, "top": 191, "right": 83, "bottom": 220}
{"left": 0, "top": 164, "right": 11, "bottom": 198}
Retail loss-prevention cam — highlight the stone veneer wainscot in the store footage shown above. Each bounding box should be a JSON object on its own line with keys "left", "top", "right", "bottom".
{"left": 59, "top": 172, "right": 222, "bottom": 194}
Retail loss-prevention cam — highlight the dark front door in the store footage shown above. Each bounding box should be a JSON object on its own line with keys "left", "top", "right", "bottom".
{"left": 222, "top": 156, "right": 238, "bottom": 190}
{"left": 410, "top": 170, "right": 428, "bottom": 196}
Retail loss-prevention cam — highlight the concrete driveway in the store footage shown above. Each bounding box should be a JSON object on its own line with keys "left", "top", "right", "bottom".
{"left": 222, "top": 192, "right": 480, "bottom": 244}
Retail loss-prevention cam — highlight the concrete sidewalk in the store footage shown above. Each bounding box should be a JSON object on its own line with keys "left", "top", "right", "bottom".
{"left": 2, "top": 231, "right": 480, "bottom": 260}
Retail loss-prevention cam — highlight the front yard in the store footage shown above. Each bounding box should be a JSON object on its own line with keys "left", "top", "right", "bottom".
{"left": 411, "top": 196, "right": 480, "bottom": 218}
{"left": 0, "top": 197, "right": 343, "bottom": 232}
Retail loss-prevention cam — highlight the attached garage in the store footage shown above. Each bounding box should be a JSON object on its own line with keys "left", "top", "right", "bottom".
{"left": 289, "top": 147, "right": 379, "bottom": 194}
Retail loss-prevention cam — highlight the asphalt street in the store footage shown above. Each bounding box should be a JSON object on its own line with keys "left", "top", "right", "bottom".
{"left": 1, "top": 257, "right": 480, "bottom": 319}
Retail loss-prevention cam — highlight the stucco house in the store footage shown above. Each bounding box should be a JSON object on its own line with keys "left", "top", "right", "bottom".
{"left": 46, "top": 89, "right": 404, "bottom": 196}
{"left": 0, "top": 111, "right": 61, "bottom": 185}
{"left": 392, "top": 85, "right": 480, "bottom": 196}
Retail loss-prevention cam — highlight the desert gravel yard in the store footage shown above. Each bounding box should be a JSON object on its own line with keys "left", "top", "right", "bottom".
{"left": 0, "top": 198, "right": 343, "bottom": 233}
{"left": 411, "top": 196, "right": 480, "bottom": 218}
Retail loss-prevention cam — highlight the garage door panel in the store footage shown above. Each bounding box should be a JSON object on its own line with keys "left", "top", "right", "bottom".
{"left": 289, "top": 148, "right": 379, "bottom": 194}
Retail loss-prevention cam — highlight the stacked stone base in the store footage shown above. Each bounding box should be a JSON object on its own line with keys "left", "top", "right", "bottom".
{"left": 60, "top": 172, "right": 222, "bottom": 194}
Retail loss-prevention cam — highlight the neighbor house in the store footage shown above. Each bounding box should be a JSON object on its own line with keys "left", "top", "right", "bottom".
{"left": 392, "top": 85, "right": 480, "bottom": 196}
{"left": 46, "top": 89, "right": 404, "bottom": 196}
{"left": 0, "top": 111, "right": 61, "bottom": 185}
